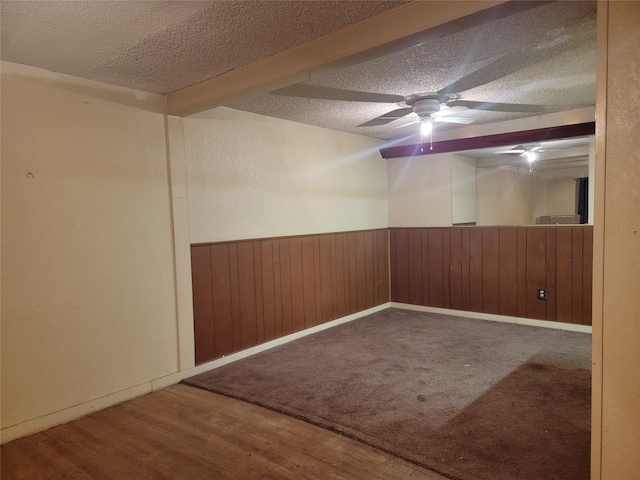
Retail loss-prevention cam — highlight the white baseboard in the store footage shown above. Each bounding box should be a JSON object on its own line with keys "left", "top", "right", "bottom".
{"left": 391, "top": 302, "right": 592, "bottom": 333}
{"left": 1, "top": 303, "right": 390, "bottom": 444}
{"left": 172, "top": 302, "right": 391, "bottom": 379}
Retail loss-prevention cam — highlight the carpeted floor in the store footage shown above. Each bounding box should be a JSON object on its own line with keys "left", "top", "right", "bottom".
{"left": 184, "top": 308, "right": 591, "bottom": 480}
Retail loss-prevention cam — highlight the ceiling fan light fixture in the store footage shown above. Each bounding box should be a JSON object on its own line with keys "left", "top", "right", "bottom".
{"left": 526, "top": 151, "right": 538, "bottom": 162}
{"left": 420, "top": 117, "right": 433, "bottom": 136}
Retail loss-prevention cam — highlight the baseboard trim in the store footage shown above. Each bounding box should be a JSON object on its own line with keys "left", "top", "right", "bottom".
{"left": 1, "top": 303, "right": 390, "bottom": 444}
{"left": 391, "top": 303, "right": 593, "bottom": 333}
{"left": 177, "top": 302, "right": 391, "bottom": 379}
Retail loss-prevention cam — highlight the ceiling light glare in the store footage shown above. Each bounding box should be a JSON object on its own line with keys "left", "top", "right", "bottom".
{"left": 421, "top": 118, "right": 433, "bottom": 136}
{"left": 526, "top": 151, "right": 538, "bottom": 162}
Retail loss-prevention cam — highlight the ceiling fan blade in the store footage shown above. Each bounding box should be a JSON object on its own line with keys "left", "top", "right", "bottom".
{"left": 434, "top": 105, "right": 469, "bottom": 117}
{"left": 394, "top": 119, "right": 421, "bottom": 129}
{"left": 433, "top": 116, "right": 475, "bottom": 124}
{"left": 449, "top": 100, "right": 547, "bottom": 113}
{"left": 436, "top": 27, "right": 583, "bottom": 97}
{"left": 357, "top": 107, "right": 413, "bottom": 127}
{"left": 272, "top": 84, "right": 406, "bottom": 103}
{"left": 495, "top": 146, "right": 526, "bottom": 154}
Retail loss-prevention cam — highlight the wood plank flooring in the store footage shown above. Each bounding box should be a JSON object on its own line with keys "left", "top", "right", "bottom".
{"left": 1, "top": 384, "right": 447, "bottom": 480}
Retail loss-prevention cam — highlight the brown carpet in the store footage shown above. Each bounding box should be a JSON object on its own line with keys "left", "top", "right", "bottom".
{"left": 184, "top": 308, "right": 591, "bottom": 480}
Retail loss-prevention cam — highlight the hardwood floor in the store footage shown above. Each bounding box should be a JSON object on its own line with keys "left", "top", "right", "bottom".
{"left": 1, "top": 384, "right": 447, "bottom": 479}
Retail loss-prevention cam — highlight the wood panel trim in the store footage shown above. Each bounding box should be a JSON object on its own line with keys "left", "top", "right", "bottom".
{"left": 389, "top": 226, "right": 594, "bottom": 326}
{"left": 192, "top": 229, "right": 389, "bottom": 364}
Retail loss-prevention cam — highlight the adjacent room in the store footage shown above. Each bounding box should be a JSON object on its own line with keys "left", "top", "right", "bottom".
{"left": 1, "top": 1, "right": 638, "bottom": 480}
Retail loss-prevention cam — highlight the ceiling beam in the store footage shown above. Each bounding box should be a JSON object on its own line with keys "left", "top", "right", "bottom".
{"left": 166, "top": 1, "right": 554, "bottom": 116}
{"left": 379, "top": 122, "right": 596, "bottom": 159}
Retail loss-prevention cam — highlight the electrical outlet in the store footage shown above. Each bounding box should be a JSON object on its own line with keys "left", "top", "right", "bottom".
{"left": 537, "top": 288, "right": 547, "bottom": 300}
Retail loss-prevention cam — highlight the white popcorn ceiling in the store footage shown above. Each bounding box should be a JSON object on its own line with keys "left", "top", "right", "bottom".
{"left": 228, "top": 1, "right": 597, "bottom": 140}
{"left": 1, "top": 0, "right": 408, "bottom": 94}
{"left": 1, "top": 1, "right": 596, "bottom": 144}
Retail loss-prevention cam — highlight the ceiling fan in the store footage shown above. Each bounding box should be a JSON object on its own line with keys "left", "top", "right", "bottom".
{"left": 271, "top": 83, "right": 546, "bottom": 133}
{"left": 267, "top": 29, "right": 576, "bottom": 134}
{"left": 494, "top": 143, "right": 555, "bottom": 161}
{"left": 390, "top": 97, "right": 474, "bottom": 136}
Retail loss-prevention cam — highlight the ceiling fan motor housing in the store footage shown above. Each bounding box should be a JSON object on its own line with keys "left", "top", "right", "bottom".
{"left": 413, "top": 98, "right": 441, "bottom": 117}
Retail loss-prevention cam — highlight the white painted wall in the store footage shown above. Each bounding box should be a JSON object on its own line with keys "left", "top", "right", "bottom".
{"left": 1, "top": 62, "right": 179, "bottom": 437}
{"left": 184, "top": 107, "right": 388, "bottom": 243}
{"left": 476, "top": 166, "right": 535, "bottom": 225}
{"left": 534, "top": 176, "right": 577, "bottom": 220}
{"left": 387, "top": 153, "right": 453, "bottom": 227}
{"left": 451, "top": 155, "right": 477, "bottom": 224}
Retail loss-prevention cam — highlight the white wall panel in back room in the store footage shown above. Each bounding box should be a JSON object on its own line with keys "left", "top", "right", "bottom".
{"left": 184, "top": 107, "right": 388, "bottom": 243}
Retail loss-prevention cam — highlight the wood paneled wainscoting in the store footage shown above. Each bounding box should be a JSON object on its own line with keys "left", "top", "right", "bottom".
{"left": 191, "top": 229, "right": 389, "bottom": 365}
{"left": 390, "top": 226, "right": 593, "bottom": 325}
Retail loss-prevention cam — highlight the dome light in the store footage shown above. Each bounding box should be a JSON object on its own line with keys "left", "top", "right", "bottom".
{"left": 420, "top": 118, "right": 433, "bottom": 136}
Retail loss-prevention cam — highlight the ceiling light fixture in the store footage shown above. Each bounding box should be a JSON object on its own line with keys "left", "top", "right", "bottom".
{"left": 525, "top": 151, "right": 538, "bottom": 162}
{"left": 420, "top": 116, "right": 434, "bottom": 153}
{"left": 420, "top": 117, "right": 433, "bottom": 136}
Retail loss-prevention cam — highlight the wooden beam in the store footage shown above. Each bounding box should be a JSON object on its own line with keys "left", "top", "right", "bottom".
{"left": 166, "top": 1, "right": 554, "bottom": 116}
{"left": 379, "top": 122, "right": 596, "bottom": 159}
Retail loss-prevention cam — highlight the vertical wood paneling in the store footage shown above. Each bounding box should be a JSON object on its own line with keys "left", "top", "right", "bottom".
{"left": 395, "top": 229, "right": 410, "bottom": 304}
{"left": 428, "top": 228, "right": 445, "bottom": 308}
{"left": 481, "top": 227, "right": 500, "bottom": 315}
{"left": 375, "top": 229, "right": 388, "bottom": 304}
{"left": 334, "top": 234, "right": 347, "bottom": 319}
{"left": 313, "top": 236, "right": 322, "bottom": 324}
{"left": 319, "top": 234, "right": 333, "bottom": 323}
{"left": 389, "top": 229, "right": 397, "bottom": 302}
{"left": 347, "top": 232, "right": 358, "bottom": 314}
{"left": 192, "top": 229, "right": 390, "bottom": 364}
{"left": 272, "top": 241, "right": 283, "bottom": 339}
{"left": 193, "top": 226, "right": 594, "bottom": 364}
{"left": 582, "top": 227, "right": 593, "bottom": 326}
{"left": 210, "top": 244, "right": 233, "bottom": 359}
{"left": 228, "top": 243, "right": 242, "bottom": 351}
{"left": 191, "top": 245, "right": 214, "bottom": 365}
{"left": 253, "top": 242, "right": 265, "bottom": 344}
{"left": 460, "top": 228, "right": 471, "bottom": 311}
{"left": 260, "top": 240, "right": 276, "bottom": 342}
{"left": 556, "top": 227, "right": 573, "bottom": 323}
{"left": 421, "top": 229, "right": 430, "bottom": 306}
{"left": 279, "top": 239, "right": 293, "bottom": 336}
{"left": 237, "top": 242, "right": 258, "bottom": 350}
{"left": 355, "top": 232, "right": 367, "bottom": 312}
{"left": 442, "top": 229, "right": 452, "bottom": 309}
{"left": 571, "top": 227, "right": 584, "bottom": 325}
{"left": 301, "top": 236, "right": 317, "bottom": 328}
{"left": 545, "top": 228, "right": 557, "bottom": 322}
{"left": 449, "top": 228, "right": 463, "bottom": 310}
{"left": 364, "top": 231, "right": 376, "bottom": 309}
{"left": 526, "top": 228, "right": 546, "bottom": 320}
{"left": 387, "top": 226, "right": 593, "bottom": 327}
{"left": 289, "top": 237, "right": 305, "bottom": 333}
{"left": 407, "top": 229, "right": 423, "bottom": 305}
{"left": 516, "top": 227, "right": 528, "bottom": 318}
{"left": 330, "top": 235, "right": 340, "bottom": 318}
{"left": 498, "top": 227, "right": 518, "bottom": 317}
{"left": 469, "top": 228, "right": 483, "bottom": 312}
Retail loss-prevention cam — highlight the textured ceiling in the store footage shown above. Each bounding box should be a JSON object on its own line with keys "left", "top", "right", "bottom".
{"left": 228, "top": 1, "right": 597, "bottom": 141}
{"left": 1, "top": 0, "right": 408, "bottom": 94}
{"left": 1, "top": 0, "right": 596, "bottom": 149}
